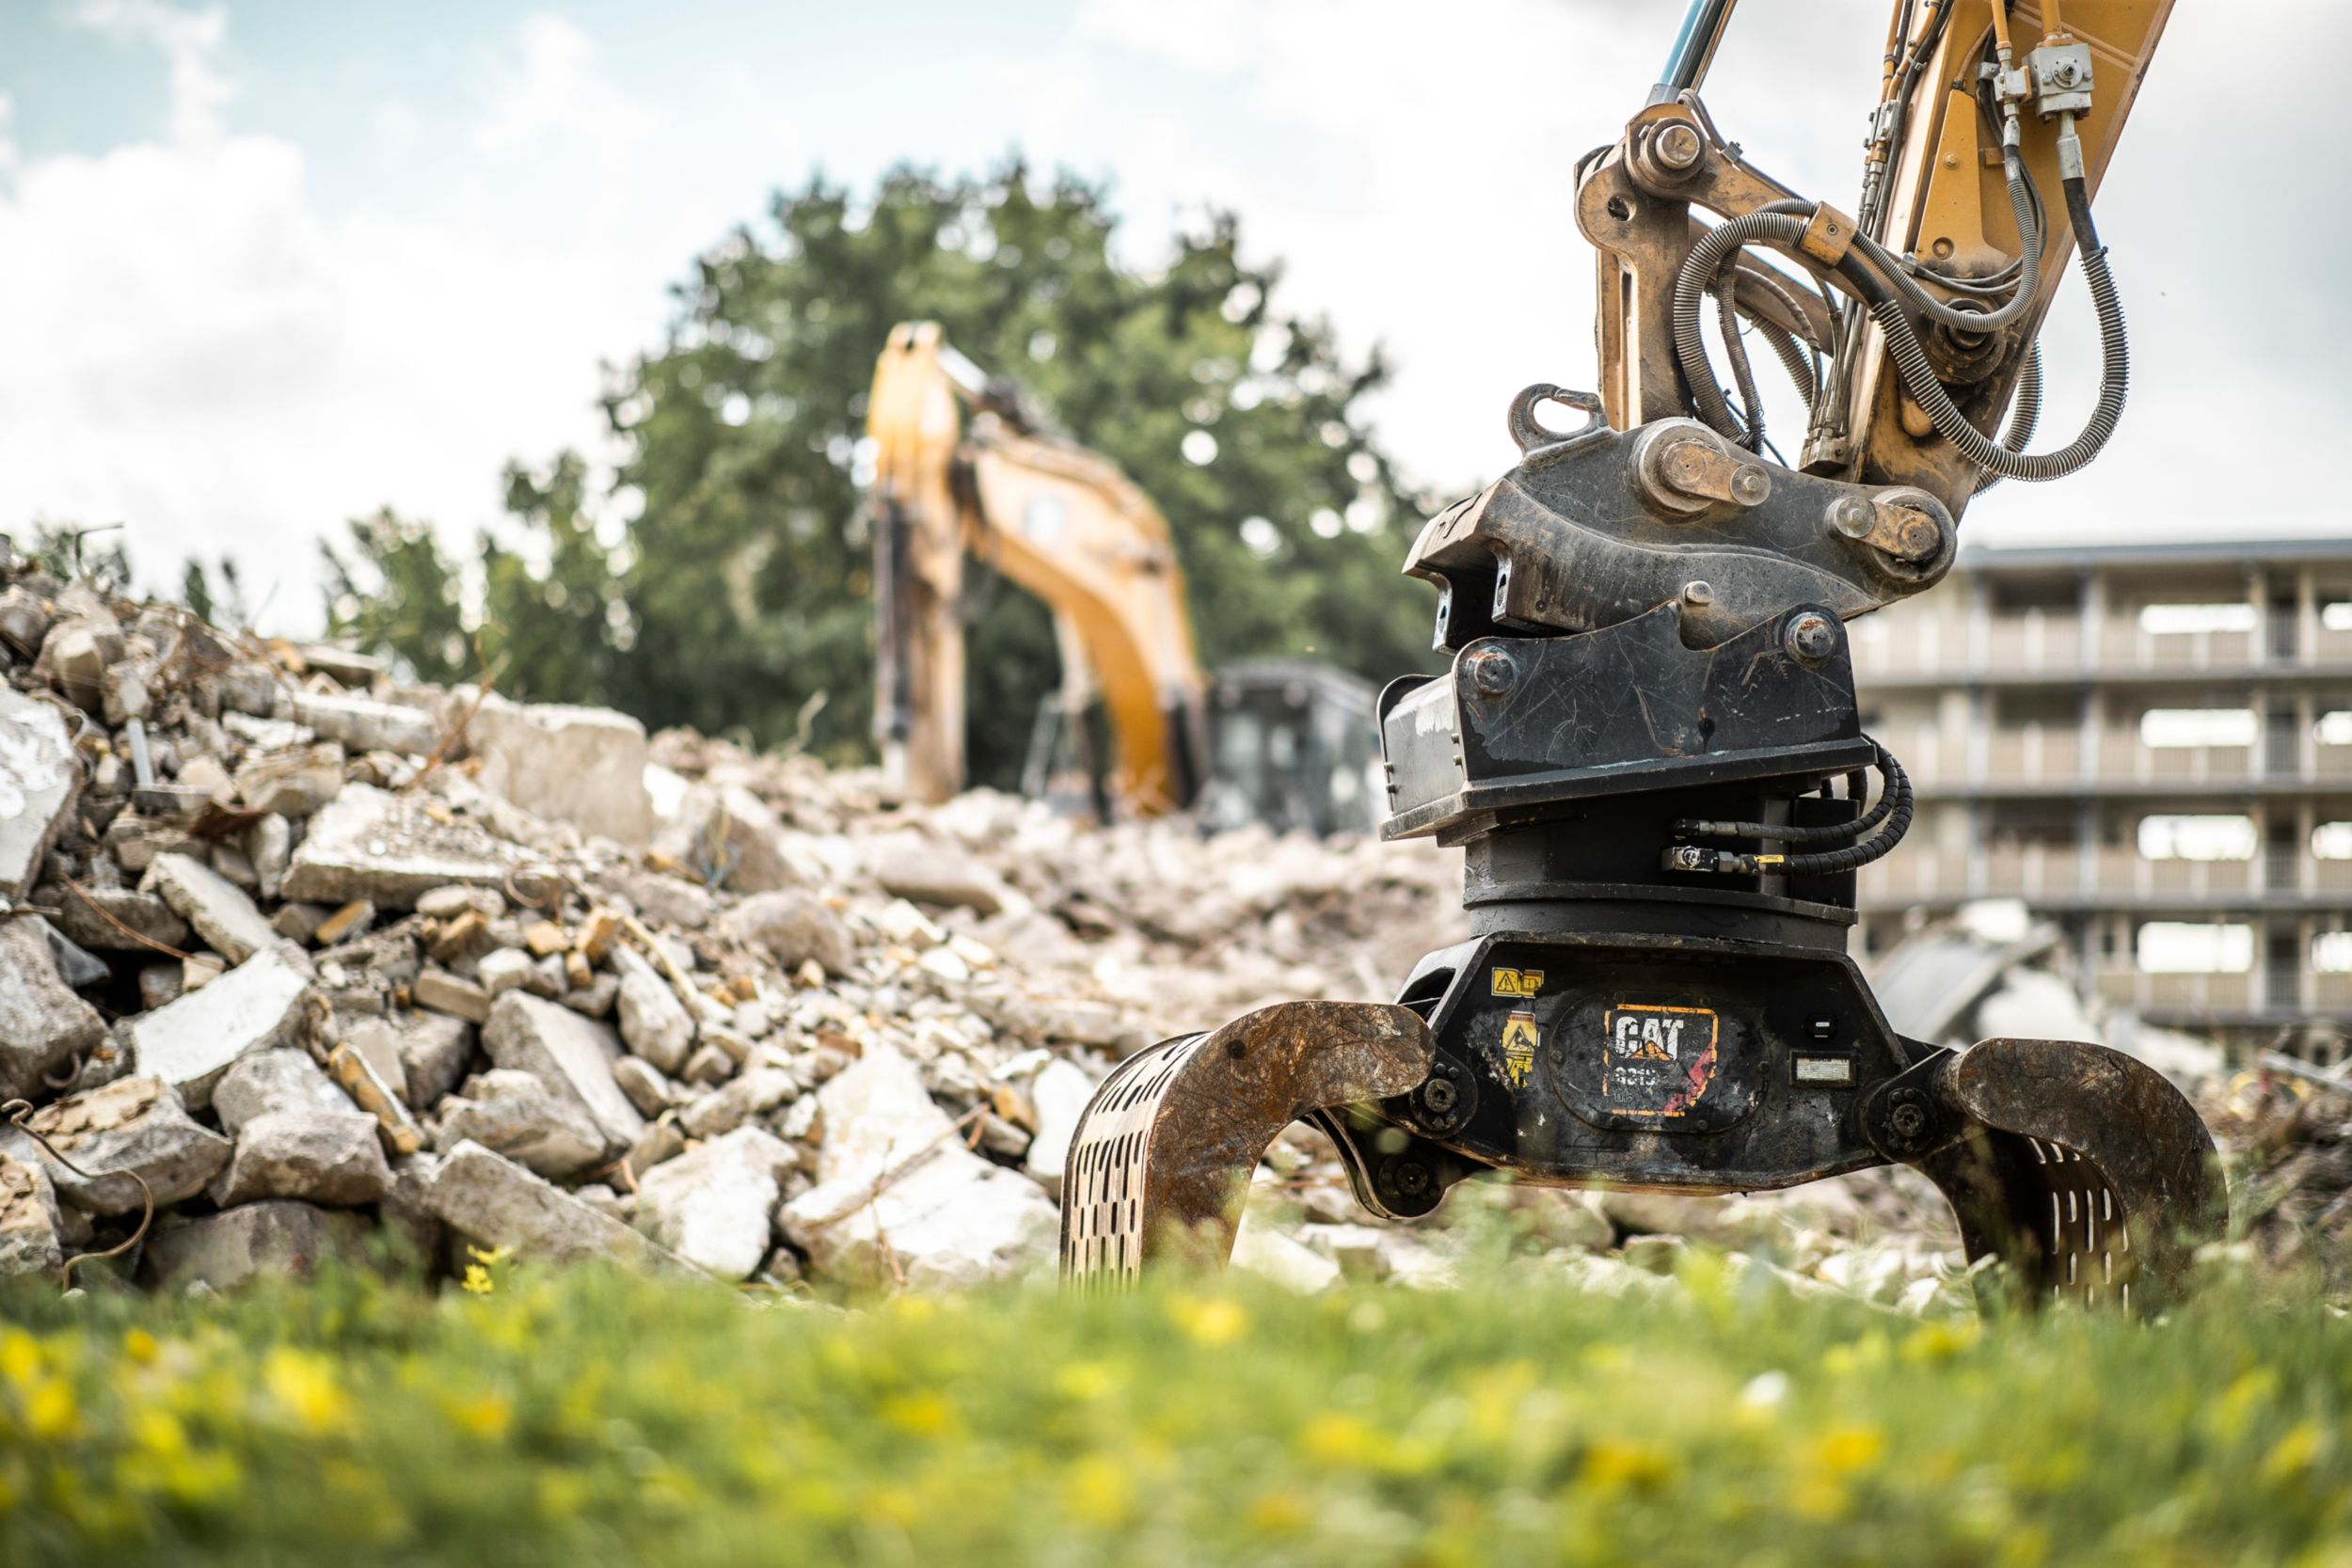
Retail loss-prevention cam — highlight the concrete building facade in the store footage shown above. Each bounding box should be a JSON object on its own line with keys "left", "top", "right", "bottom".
{"left": 1851, "top": 538, "right": 2352, "bottom": 1050}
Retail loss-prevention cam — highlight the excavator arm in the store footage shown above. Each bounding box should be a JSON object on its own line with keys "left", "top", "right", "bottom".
{"left": 868, "top": 323, "right": 1209, "bottom": 815}
{"left": 1062, "top": 0, "right": 2225, "bottom": 1310}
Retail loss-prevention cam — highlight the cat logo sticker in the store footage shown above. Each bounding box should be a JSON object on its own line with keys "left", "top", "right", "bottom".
{"left": 1601, "top": 1004, "right": 1721, "bottom": 1118}
{"left": 1490, "top": 968, "right": 1545, "bottom": 1000}
{"left": 1496, "top": 1011, "right": 1541, "bottom": 1087}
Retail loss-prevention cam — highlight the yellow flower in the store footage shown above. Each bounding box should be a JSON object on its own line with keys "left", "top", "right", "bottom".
{"left": 1246, "top": 1492, "right": 1309, "bottom": 1534}
{"left": 1299, "top": 1412, "right": 1378, "bottom": 1467}
{"left": 1170, "top": 1295, "right": 1248, "bottom": 1347}
{"left": 25, "top": 1379, "right": 78, "bottom": 1440}
{"left": 122, "top": 1328, "right": 161, "bottom": 1365}
{"left": 1581, "top": 1439, "right": 1677, "bottom": 1493}
{"left": 1060, "top": 1455, "right": 1134, "bottom": 1527}
{"left": 0, "top": 1330, "right": 40, "bottom": 1391}
{"left": 1055, "top": 1359, "right": 1122, "bottom": 1402}
{"left": 2262, "top": 1419, "right": 2325, "bottom": 1483}
{"left": 1902, "top": 1321, "right": 1980, "bottom": 1363}
{"left": 263, "top": 1348, "right": 352, "bottom": 1435}
{"left": 881, "top": 1390, "right": 958, "bottom": 1437}
{"left": 448, "top": 1392, "right": 514, "bottom": 1441}
{"left": 1813, "top": 1424, "right": 1887, "bottom": 1475}
{"left": 460, "top": 1263, "right": 496, "bottom": 1297}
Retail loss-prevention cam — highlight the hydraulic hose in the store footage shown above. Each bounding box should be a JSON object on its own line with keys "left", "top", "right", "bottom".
{"left": 1849, "top": 148, "right": 2044, "bottom": 333}
{"left": 1662, "top": 741, "right": 1915, "bottom": 878}
{"left": 1973, "top": 341, "right": 2042, "bottom": 495}
{"left": 1850, "top": 174, "right": 2126, "bottom": 483}
{"left": 1672, "top": 207, "right": 1813, "bottom": 442}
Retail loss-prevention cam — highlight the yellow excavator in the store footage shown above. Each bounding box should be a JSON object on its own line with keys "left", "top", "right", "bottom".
{"left": 865, "top": 323, "right": 1381, "bottom": 834}
{"left": 1060, "top": 0, "right": 2229, "bottom": 1310}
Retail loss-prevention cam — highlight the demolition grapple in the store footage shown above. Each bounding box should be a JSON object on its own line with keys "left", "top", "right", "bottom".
{"left": 1062, "top": 390, "right": 2223, "bottom": 1309}
{"left": 1062, "top": 1, "right": 2223, "bottom": 1308}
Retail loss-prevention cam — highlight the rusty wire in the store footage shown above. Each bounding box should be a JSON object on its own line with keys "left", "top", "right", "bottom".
{"left": 2, "top": 1098, "right": 154, "bottom": 1290}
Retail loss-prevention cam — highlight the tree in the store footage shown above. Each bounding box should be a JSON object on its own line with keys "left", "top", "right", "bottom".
{"left": 326, "top": 159, "right": 1441, "bottom": 786}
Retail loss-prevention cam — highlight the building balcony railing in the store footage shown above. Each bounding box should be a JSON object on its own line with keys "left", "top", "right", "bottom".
{"left": 1887, "top": 723, "right": 2352, "bottom": 793}
{"left": 1858, "top": 845, "right": 2347, "bottom": 907}
{"left": 1852, "top": 610, "right": 2349, "bottom": 683}
{"left": 2092, "top": 967, "right": 2258, "bottom": 1014}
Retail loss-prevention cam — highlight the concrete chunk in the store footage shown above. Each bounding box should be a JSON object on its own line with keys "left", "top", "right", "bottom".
{"left": 143, "top": 851, "right": 276, "bottom": 963}
{"left": 0, "top": 1154, "right": 62, "bottom": 1279}
{"left": 42, "top": 882, "right": 191, "bottom": 953}
{"left": 144, "top": 1201, "right": 370, "bottom": 1293}
{"left": 6, "top": 1077, "right": 231, "bottom": 1214}
{"left": 212, "top": 1048, "right": 356, "bottom": 1136}
{"left": 866, "top": 832, "right": 1009, "bottom": 914}
{"left": 212, "top": 1108, "right": 393, "bottom": 1207}
{"left": 462, "top": 693, "right": 654, "bottom": 844}
{"left": 0, "top": 689, "right": 80, "bottom": 899}
{"left": 723, "top": 889, "right": 854, "bottom": 976}
{"left": 286, "top": 691, "right": 439, "bottom": 756}
{"left": 635, "top": 1126, "right": 794, "bottom": 1281}
{"left": 778, "top": 1047, "right": 1056, "bottom": 1289}
{"left": 482, "top": 992, "right": 644, "bottom": 1150}
{"left": 613, "top": 946, "right": 694, "bottom": 1073}
{"left": 0, "top": 919, "right": 107, "bottom": 1101}
{"left": 433, "top": 1069, "right": 607, "bottom": 1180}
{"left": 427, "top": 1141, "right": 691, "bottom": 1272}
{"left": 342, "top": 1011, "right": 473, "bottom": 1109}
{"left": 282, "top": 784, "right": 516, "bottom": 909}
{"left": 127, "top": 947, "right": 311, "bottom": 1111}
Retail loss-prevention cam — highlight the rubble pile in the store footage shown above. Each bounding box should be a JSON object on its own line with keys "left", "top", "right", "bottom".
{"left": 0, "top": 559, "right": 2104, "bottom": 1310}
{"left": 0, "top": 559, "right": 1491, "bottom": 1295}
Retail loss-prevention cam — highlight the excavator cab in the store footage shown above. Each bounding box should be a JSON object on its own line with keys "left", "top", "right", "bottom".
{"left": 1199, "top": 662, "right": 1382, "bottom": 839}
{"left": 1060, "top": 0, "right": 2224, "bottom": 1310}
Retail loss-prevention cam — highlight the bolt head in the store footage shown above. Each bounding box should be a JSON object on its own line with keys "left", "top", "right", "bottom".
{"left": 1730, "top": 465, "right": 1772, "bottom": 506}
{"left": 1896, "top": 511, "right": 1943, "bottom": 561}
{"left": 1654, "top": 122, "right": 1704, "bottom": 171}
{"left": 1785, "top": 611, "right": 1836, "bottom": 662}
{"left": 1828, "top": 497, "right": 1875, "bottom": 539}
{"left": 1393, "top": 1161, "right": 1432, "bottom": 1196}
{"left": 1888, "top": 1102, "right": 1928, "bottom": 1138}
{"left": 1682, "top": 580, "right": 1714, "bottom": 609}
{"left": 1422, "top": 1077, "right": 1459, "bottom": 1115}
{"left": 1467, "top": 647, "right": 1518, "bottom": 697}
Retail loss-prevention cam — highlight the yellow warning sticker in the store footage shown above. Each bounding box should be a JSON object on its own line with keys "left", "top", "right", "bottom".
{"left": 1497, "top": 1010, "right": 1540, "bottom": 1087}
{"left": 1490, "top": 967, "right": 1546, "bottom": 1000}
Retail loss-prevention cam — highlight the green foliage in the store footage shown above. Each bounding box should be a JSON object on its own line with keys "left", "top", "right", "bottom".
{"left": 324, "top": 160, "right": 1439, "bottom": 784}
{"left": 12, "top": 524, "right": 132, "bottom": 595}
{"left": 1, "top": 1262, "right": 2348, "bottom": 1564}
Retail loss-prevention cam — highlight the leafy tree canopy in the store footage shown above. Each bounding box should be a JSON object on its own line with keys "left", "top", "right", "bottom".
{"left": 325, "top": 158, "right": 1440, "bottom": 784}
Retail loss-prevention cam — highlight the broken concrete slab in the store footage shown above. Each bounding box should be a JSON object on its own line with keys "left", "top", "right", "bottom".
{"left": 231, "top": 742, "right": 344, "bottom": 818}
{"left": 212, "top": 1108, "right": 394, "bottom": 1207}
{"left": 5, "top": 1077, "right": 231, "bottom": 1214}
{"left": 611, "top": 1055, "right": 675, "bottom": 1119}
{"left": 723, "top": 889, "right": 854, "bottom": 976}
{"left": 0, "top": 918, "right": 107, "bottom": 1101}
{"left": 462, "top": 693, "right": 655, "bottom": 845}
{"left": 676, "top": 1066, "right": 797, "bottom": 1140}
{"left": 673, "top": 784, "right": 822, "bottom": 893}
{"left": 481, "top": 992, "right": 644, "bottom": 1150}
{"left": 865, "top": 832, "right": 1009, "bottom": 915}
{"left": 0, "top": 1153, "right": 62, "bottom": 1279}
{"left": 144, "top": 1200, "right": 371, "bottom": 1294}
{"left": 285, "top": 691, "right": 439, "bottom": 756}
{"left": 634, "top": 1125, "right": 794, "bottom": 1281}
{"left": 142, "top": 850, "right": 277, "bottom": 964}
{"left": 126, "top": 946, "right": 311, "bottom": 1112}
{"left": 778, "top": 1046, "right": 1056, "bottom": 1289}
{"left": 413, "top": 967, "right": 491, "bottom": 1024}
{"left": 281, "top": 783, "right": 516, "bottom": 910}
{"left": 40, "top": 881, "right": 191, "bottom": 954}
{"left": 211, "top": 1048, "right": 356, "bottom": 1136}
{"left": 427, "top": 1141, "right": 691, "bottom": 1272}
{"left": 433, "top": 1069, "right": 608, "bottom": 1180}
{"left": 0, "top": 688, "right": 80, "bottom": 899}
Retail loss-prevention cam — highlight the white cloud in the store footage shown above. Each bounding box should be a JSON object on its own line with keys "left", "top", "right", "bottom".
{"left": 469, "top": 13, "right": 656, "bottom": 159}
{"left": 0, "top": 7, "right": 660, "bottom": 629}
{"left": 72, "top": 0, "right": 235, "bottom": 144}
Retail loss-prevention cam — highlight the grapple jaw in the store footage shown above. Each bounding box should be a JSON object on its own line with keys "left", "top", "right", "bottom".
{"left": 1059, "top": 1001, "right": 1434, "bottom": 1285}
{"left": 1870, "top": 1037, "right": 2227, "bottom": 1312}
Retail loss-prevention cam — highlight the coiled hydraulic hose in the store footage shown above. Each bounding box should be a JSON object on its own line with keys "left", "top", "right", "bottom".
{"left": 1661, "top": 739, "right": 1914, "bottom": 879}
{"left": 1851, "top": 173, "right": 2126, "bottom": 483}
{"left": 1672, "top": 206, "right": 1813, "bottom": 443}
{"left": 1973, "top": 341, "right": 2042, "bottom": 495}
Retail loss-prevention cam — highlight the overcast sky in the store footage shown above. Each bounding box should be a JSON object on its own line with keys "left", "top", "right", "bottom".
{"left": 1, "top": 0, "right": 2342, "bottom": 633}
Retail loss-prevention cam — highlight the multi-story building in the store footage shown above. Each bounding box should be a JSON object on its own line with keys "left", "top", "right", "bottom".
{"left": 1851, "top": 537, "right": 2352, "bottom": 1051}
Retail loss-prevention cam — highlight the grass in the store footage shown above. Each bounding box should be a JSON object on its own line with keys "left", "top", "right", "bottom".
{"left": 0, "top": 1252, "right": 2347, "bottom": 1567}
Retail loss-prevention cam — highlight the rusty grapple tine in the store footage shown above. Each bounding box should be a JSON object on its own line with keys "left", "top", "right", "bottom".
{"left": 1059, "top": 1001, "right": 1435, "bottom": 1287}
{"left": 1877, "top": 1037, "right": 2226, "bottom": 1313}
